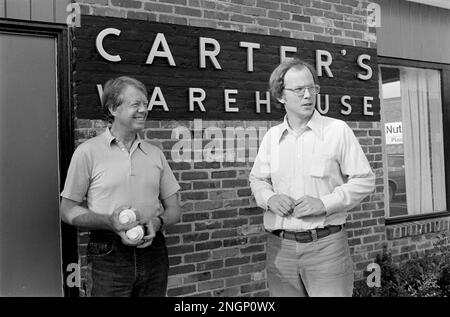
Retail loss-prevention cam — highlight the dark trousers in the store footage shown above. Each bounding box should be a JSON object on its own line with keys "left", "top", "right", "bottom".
{"left": 85, "top": 230, "right": 169, "bottom": 297}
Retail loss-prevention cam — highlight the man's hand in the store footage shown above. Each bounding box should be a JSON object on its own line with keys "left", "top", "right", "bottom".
{"left": 267, "top": 195, "right": 295, "bottom": 217}
{"left": 292, "top": 196, "right": 326, "bottom": 218}
{"left": 108, "top": 206, "right": 140, "bottom": 233}
{"left": 117, "top": 230, "right": 145, "bottom": 247}
{"left": 135, "top": 217, "right": 161, "bottom": 248}
{"left": 108, "top": 206, "right": 143, "bottom": 246}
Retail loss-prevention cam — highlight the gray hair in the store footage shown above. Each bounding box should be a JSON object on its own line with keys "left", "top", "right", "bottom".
{"left": 101, "top": 76, "right": 148, "bottom": 123}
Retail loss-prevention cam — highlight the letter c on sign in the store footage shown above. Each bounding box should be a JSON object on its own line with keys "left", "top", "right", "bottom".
{"left": 96, "top": 28, "right": 122, "bottom": 62}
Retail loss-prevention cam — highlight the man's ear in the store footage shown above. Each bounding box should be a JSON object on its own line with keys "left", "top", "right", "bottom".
{"left": 277, "top": 97, "right": 286, "bottom": 104}
{"left": 108, "top": 106, "right": 116, "bottom": 118}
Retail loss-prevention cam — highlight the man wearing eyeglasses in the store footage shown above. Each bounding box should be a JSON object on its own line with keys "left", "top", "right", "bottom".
{"left": 249, "top": 58, "right": 375, "bottom": 297}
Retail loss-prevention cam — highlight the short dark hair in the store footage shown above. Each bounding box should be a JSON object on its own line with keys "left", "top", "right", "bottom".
{"left": 101, "top": 76, "right": 148, "bottom": 123}
{"left": 269, "top": 58, "right": 318, "bottom": 104}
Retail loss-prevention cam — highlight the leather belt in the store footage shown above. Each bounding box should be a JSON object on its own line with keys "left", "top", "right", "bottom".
{"left": 270, "top": 225, "right": 343, "bottom": 243}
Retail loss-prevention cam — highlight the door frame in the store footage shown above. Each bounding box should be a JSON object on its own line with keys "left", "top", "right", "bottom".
{"left": 0, "top": 18, "right": 77, "bottom": 297}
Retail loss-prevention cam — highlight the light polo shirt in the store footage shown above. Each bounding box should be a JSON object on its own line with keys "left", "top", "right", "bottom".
{"left": 249, "top": 110, "right": 375, "bottom": 231}
{"left": 61, "top": 128, "right": 180, "bottom": 220}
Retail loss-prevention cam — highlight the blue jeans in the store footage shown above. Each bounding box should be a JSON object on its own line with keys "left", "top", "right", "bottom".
{"left": 266, "top": 229, "right": 354, "bottom": 297}
{"left": 85, "top": 230, "right": 169, "bottom": 297}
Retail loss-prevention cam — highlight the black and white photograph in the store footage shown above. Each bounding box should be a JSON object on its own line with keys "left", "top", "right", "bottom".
{"left": 0, "top": 0, "right": 449, "bottom": 301}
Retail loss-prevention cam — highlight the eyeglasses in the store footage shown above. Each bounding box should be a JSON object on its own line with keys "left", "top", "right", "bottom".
{"left": 284, "top": 85, "right": 320, "bottom": 98}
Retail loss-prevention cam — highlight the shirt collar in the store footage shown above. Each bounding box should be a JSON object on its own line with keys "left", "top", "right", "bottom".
{"left": 277, "top": 110, "right": 324, "bottom": 143}
{"left": 102, "top": 128, "right": 148, "bottom": 155}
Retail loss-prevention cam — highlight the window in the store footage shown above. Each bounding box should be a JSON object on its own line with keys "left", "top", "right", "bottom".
{"left": 380, "top": 65, "right": 446, "bottom": 219}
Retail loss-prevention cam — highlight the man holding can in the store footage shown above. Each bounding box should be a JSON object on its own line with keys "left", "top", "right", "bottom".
{"left": 249, "top": 58, "right": 375, "bottom": 297}
{"left": 60, "top": 76, "right": 180, "bottom": 297}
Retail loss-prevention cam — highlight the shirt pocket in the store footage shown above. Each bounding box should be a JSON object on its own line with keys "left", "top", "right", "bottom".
{"left": 309, "top": 154, "right": 333, "bottom": 178}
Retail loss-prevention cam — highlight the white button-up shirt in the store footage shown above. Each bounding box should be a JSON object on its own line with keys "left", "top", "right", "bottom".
{"left": 249, "top": 110, "right": 375, "bottom": 231}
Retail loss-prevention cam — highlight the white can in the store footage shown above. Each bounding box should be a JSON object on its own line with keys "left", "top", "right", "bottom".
{"left": 119, "top": 208, "right": 137, "bottom": 225}
{"left": 126, "top": 225, "right": 144, "bottom": 241}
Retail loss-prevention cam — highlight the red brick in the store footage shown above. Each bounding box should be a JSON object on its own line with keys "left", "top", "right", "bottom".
{"left": 175, "top": 6, "right": 202, "bottom": 17}
{"left": 223, "top": 198, "right": 250, "bottom": 208}
{"left": 165, "top": 223, "right": 192, "bottom": 234}
{"left": 213, "top": 287, "right": 240, "bottom": 297}
{"left": 169, "top": 256, "right": 182, "bottom": 266}
{"left": 312, "top": 1, "right": 332, "bottom": 10}
{"left": 197, "top": 260, "right": 224, "bottom": 271}
{"left": 251, "top": 252, "right": 266, "bottom": 262}
{"left": 240, "top": 281, "right": 266, "bottom": 293}
{"left": 195, "top": 240, "right": 223, "bottom": 251}
{"left": 181, "top": 171, "right": 209, "bottom": 180}
{"left": 184, "top": 251, "right": 211, "bottom": 263}
{"left": 226, "top": 274, "right": 252, "bottom": 287}
{"left": 238, "top": 188, "right": 252, "bottom": 197}
{"left": 341, "top": 0, "right": 359, "bottom": 7}
{"left": 334, "top": 4, "right": 353, "bottom": 14}
{"left": 249, "top": 235, "right": 267, "bottom": 244}
{"left": 249, "top": 216, "right": 263, "bottom": 225}
{"left": 292, "top": 14, "right": 311, "bottom": 23}
{"left": 193, "top": 180, "right": 221, "bottom": 189}
{"left": 169, "top": 264, "right": 196, "bottom": 276}
{"left": 241, "top": 262, "right": 265, "bottom": 275}
{"left": 224, "top": 237, "right": 248, "bottom": 247}
{"left": 168, "top": 162, "right": 192, "bottom": 170}
{"left": 256, "top": 0, "right": 279, "bottom": 10}
{"left": 290, "top": 0, "right": 311, "bottom": 6}
{"left": 349, "top": 238, "right": 361, "bottom": 246}
{"left": 144, "top": 2, "right": 173, "bottom": 13}
{"left": 195, "top": 220, "right": 222, "bottom": 231}
{"left": 231, "top": 14, "right": 254, "bottom": 24}
{"left": 240, "top": 245, "right": 264, "bottom": 254}
{"left": 212, "top": 229, "right": 239, "bottom": 239}
{"left": 209, "top": 190, "right": 237, "bottom": 200}
{"left": 223, "top": 218, "right": 248, "bottom": 228}
{"left": 194, "top": 161, "right": 221, "bottom": 169}
{"left": 168, "top": 245, "right": 195, "bottom": 255}
{"left": 213, "top": 267, "right": 240, "bottom": 279}
{"left": 111, "top": 0, "right": 142, "bottom": 9}
{"left": 198, "top": 280, "right": 224, "bottom": 292}
{"left": 195, "top": 200, "right": 224, "bottom": 211}
{"left": 212, "top": 248, "right": 240, "bottom": 260}
{"left": 212, "top": 209, "right": 238, "bottom": 219}
{"left": 225, "top": 256, "right": 250, "bottom": 267}
{"left": 184, "top": 272, "right": 211, "bottom": 284}
{"left": 183, "top": 232, "right": 210, "bottom": 243}
{"left": 222, "top": 179, "right": 248, "bottom": 188}
{"left": 182, "top": 212, "right": 210, "bottom": 222}
{"left": 181, "top": 191, "right": 209, "bottom": 201}
{"left": 363, "top": 235, "right": 381, "bottom": 244}
{"left": 167, "top": 284, "right": 196, "bottom": 296}
{"left": 212, "top": 170, "right": 237, "bottom": 179}
{"left": 160, "top": 0, "right": 187, "bottom": 4}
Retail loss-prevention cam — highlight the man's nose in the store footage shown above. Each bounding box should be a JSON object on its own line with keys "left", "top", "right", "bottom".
{"left": 303, "top": 88, "right": 312, "bottom": 98}
{"left": 138, "top": 102, "right": 148, "bottom": 112}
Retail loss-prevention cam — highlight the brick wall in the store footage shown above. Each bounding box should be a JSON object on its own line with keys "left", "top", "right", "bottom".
{"left": 74, "top": 117, "right": 385, "bottom": 296}
{"left": 70, "top": 0, "right": 448, "bottom": 297}
{"left": 75, "top": 0, "right": 377, "bottom": 48}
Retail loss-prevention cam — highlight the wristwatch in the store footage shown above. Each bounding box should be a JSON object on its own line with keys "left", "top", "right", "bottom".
{"left": 157, "top": 215, "right": 164, "bottom": 231}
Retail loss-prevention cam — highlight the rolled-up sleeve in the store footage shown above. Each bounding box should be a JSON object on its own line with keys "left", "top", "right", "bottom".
{"left": 321, "top": 122, "right": 375, "bottom": 215}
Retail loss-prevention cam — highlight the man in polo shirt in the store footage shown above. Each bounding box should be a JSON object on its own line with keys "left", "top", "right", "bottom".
{"left": 60, "top": 76, "right": 181, "bottom": 297}
{"left": 249, "top": 58, "right": 375, "bottom": 297}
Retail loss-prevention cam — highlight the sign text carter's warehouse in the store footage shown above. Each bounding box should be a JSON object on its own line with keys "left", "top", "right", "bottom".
{"left": 74, "top": 15, "right": 380, "bottom": 121}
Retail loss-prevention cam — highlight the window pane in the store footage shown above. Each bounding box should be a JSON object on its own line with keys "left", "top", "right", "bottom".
{"left": 380, "top": 66, "right": 446, "bottom": 218}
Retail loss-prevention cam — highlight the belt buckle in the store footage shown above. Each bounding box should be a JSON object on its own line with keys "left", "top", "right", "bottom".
{"left": 311, "top": 229, "right": 318, "bottom": 242}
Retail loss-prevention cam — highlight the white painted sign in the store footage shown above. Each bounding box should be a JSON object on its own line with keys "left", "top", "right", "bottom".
{"left": 385, "top": 122, "right": 403, "bottom": 144}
